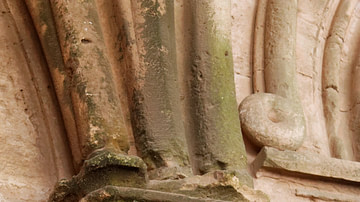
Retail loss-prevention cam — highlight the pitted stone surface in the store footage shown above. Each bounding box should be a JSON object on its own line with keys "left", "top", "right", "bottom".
{"left": 239, "top": 93, "right": 305, "bottom": 150}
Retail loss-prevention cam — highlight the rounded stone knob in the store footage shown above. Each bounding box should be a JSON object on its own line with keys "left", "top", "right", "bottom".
{"left": 239, "top": 93, "right": 305, "bottom": 150}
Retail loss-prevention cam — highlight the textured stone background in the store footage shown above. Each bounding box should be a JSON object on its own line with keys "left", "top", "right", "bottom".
{"left": 0, "top": 0, "right": 359, "bottom": 201}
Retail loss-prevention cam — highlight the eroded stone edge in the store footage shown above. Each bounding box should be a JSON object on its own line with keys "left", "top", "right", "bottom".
{"left": 295, "top": 188, "right": 359, "bottom": 202}
{"left": 49, "top": 150, "right": 148, "bottom": 201}
{"left": 81, "top": 186, "right": 231, "bottom": 202}
{"left": 252, "top": 146, "right": 360, "bottom": 183}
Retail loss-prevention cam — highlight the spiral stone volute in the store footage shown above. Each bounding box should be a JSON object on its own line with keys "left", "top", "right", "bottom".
{"left": 239, "top": 93, "right": 305, "bottom": 151}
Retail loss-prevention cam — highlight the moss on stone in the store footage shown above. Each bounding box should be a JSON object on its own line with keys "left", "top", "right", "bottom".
{"left": 84, "top": 150, "right": 147, "bottom": 173}
{"left": 187, "top": 1, "right": 249, "bottom": 178}
{"left": 49, "top": 150, "right": 147, "bottom": 202}
{"left": 37, "top": 1, "right": 66, "bottom": 73}
{"left": 130, "top": 0, "right": 190, "bottom": 172}
{"left": 208, "top": 35, "right": 247, "bottom": 170}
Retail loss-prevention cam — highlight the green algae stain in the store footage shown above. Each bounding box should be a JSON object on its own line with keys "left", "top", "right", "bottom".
{"left": 188, "top": 2, "right": 248, "bottom": 171}
{"left": 208, "top": 34, "right": 247, "bottom": 169}
{"left": 37, "top": 1, "right": 66, "bottom": 73}
{"left": 133, "top": 0, "right": 190, "bottom": 167}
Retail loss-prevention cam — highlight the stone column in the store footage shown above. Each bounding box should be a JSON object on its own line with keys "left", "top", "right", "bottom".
{"left": 182, "top": 0, "right": 251, "bottom": 186}
{"left": 130, "top": 0, "right": 192, "bottom": 179}
{"left": 264, "top": 0, "right": 299, "bottom": 102}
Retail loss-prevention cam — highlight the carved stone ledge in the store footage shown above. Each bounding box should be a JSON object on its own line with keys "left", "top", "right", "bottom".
{"left": 52, "top": 168, "right": 268, "bottom": 201}
{"left": 252, "top": 146, "right": 360, "bottom": 184}
{"left": 147, "top": 170, "right": 268, "bottom": 202}
{"left": 295, "top": 188, "right": 360, "bottom": 202}
{"left": 79, "top": 170, "right": 268, "bottom": 202}
{"left": 49, "top": 149, "right": 266, "bottom": 201}
{"left": 80, "top": 186, "right": 230, "bottom": 202}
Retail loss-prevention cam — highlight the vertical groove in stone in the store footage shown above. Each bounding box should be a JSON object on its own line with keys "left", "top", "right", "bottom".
{"left": 175, "top": 0, "right": 197, "bottom": 174}
{"left": 184, "top": 0, "right": 249, "bottom": 182}
{"left": 5, "top": 0, "right": 56, "bottom": 179}
{"left": 343, "top": 1, "right": 359, "bottom": 161}
{"left": 130, "top": 0, "right": 191, "bottom": 177}
{"left": 0, "top": 0, "right": 74, "bottom": 199}
{"left": 340, "top": 1, "right": 360, "bottom": 162}
{"left": 322, "top": 0, "right": 357, "bottom": 160}
{"left": 7, "top": 0, "right": 74, "bottom": 179}
{"left": 352, "top": 52, "right": 360, "bottom": 161}
{"left": 0, "top": 0, "right": 57, "bottom": 183}
{"left": 253, "top": 0, "right": 267, "bottom": 93}
{"left": 49, "top": 0, "right": 129, "bottom": 162}
{"left": 24, "top": 0, "right": 82, "bottom": 170}
{"left": 95, "top": 0, "right": 138, "bottom": 156}
{"left": 350, "top": 2, "right": 360, "bottom": 160}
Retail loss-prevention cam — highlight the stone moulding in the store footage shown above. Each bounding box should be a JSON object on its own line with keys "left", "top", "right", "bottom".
{"left": 295, "top": 188, "right": 360, "bottom": 202}
{"left": 51, "top": 168, "right": 267, "bottom": 201}
{"left": 80, "top": 186, "right": 230, "bottom": 202}
{"left": 49, "top": 150, "right": 148, "bottom": 201}
{"left": 252, "top": 146, "right": 360, "bottom": 183}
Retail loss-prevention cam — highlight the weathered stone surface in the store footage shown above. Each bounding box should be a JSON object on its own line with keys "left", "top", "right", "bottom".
{"left": 129, "top": 0, "right": 191, "bottom": 176}
{"left": 264, "top": 0, "right": 299, "bottom": 101}
{"left": 49, "top": 150, "right": 147, "bottom": 202}
{"left": 243, "top": 0, "right": 307, "bottom": 152}
{"left": 322, "top": 0, "right": 359, "bottom": 161}
{"left": 49, "top": 0, "right": 130, "bottom": 167}
{"left": 25, "top": 0, "right": 83, "bottom": 170}
{"left": 253, "top": 146, "right": 360, "bottom": 183}
{"left": 1, "top": 0, "right": 360, "bottom": 201}
{"left": 53, "top": 167, "right": 267, "bottom": 201}
{"left": 0, "top": 1, "right": 73, "bottom": 201}
{"left": 295, "top": 188, "right": 360, "bottom": 202}
{"left": 81, "top": 186, "right": 230, "bottom": 202}
{"left": 148, "top": 170, "right": 268, "bottom": 202}
{"left": 180, "top": 0, "right": 249, "bottom": 179}
{"left": 239, "top": 93, "right": 305, "bottom": 150}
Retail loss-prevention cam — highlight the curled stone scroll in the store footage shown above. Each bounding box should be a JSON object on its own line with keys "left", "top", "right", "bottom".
{"left": 239, "top": 0, "right": 306, "bottom": 151}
